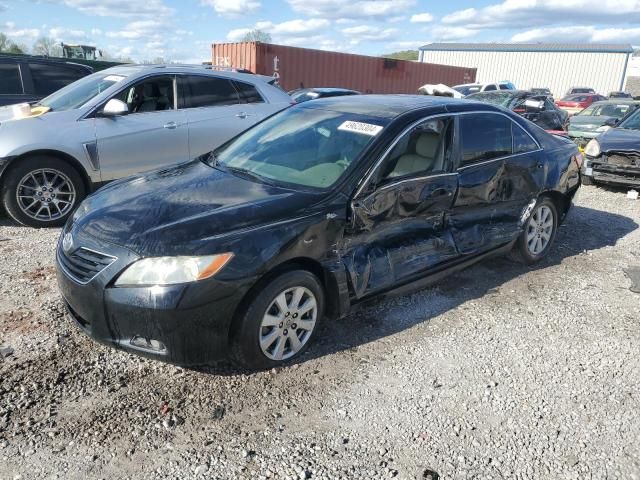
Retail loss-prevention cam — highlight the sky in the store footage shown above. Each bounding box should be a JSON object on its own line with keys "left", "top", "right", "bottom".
{"left": 1, "top": 0, "right": 640, "bottom": 63}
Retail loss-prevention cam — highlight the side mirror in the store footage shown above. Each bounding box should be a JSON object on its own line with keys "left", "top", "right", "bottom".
{"left": 524, "top": 99, "right": 544, "bottom": 111}
{"left": 603, "top": 117, "right": 618, "bottom": 127}
{"left": 101, "top": 99, "right": 129, "bottom": 117}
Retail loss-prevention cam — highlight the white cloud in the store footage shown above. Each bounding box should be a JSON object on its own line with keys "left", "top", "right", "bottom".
{"left": 227, "top": 18, "right": 330, "bottom": 42}
{"left": 49, "top": 27, "right": 88, "bottom": 41}
{"left": 201, "top": 0, "right": 261, "bottom": 17}
{"left": 341, "top": 25, "right": 399, "bottom": 44}
{"left": 512, "top": 25, "right": 640, "bottom": 44}
{"left": 443, "top": 0, "right": 640, "bottom": 30}
{"left": 287, "top": 0, "right": 416, "bottom": 20}
{"left": 430, "top": 26, "right": 479, "bottom": 41}
{"left": 410, "top": 13, "right": 434, "bottom": 23}
{"left": 59, "top": 0, "right": 173, "bottom": 19}
{"left": 1, "top": 21, "right": 40, "bottom": 42}
{"left": 106, "top": 19, "right": 170, "bottom": 42}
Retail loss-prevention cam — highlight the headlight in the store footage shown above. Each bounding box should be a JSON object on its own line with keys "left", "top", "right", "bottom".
{"left": 595, "top": 125, "right": 611, "bottom": 133}
{"left": 115, "top": 253, "right": 234, "bottom": 286}
{"left": 584, "top": 139, "right": 601, "bottom": 157}
{"left": 72, "top": 201, "right": 90, "bottom": 223}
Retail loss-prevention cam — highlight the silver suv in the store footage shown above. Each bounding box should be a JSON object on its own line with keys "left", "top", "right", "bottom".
{"left": 0, "top": 65, "right": 292, "bottom": 227}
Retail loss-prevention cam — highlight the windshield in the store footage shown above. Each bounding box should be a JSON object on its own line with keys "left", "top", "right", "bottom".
{"left": 209, "top": 106, "right": 388, "bottom": 189}
{"left": 466, "top": 92, "right": 513, "bottom": 107}
{"left": 618, "top": 108, "right": 640, "bottom": 130}
{"left": 453, "top": 85, "right": 481, "bottom": 96}
{"left": 39, "top": 71, "right": 130, "bottom": 111}
{"left": 578, "top": 103, "right": 634, "bottom": 118}
{"left": 571, "top": 88, "right": 593, "bottom": 94}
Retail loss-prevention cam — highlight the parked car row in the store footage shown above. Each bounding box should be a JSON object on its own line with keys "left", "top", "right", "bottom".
{"left": 0, "top": 65, "right": 292, "bottom": 227}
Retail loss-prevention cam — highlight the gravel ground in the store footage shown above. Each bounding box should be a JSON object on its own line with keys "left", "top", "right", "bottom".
{"left": 1, "top": 185, "right": 639, "bottom": 480}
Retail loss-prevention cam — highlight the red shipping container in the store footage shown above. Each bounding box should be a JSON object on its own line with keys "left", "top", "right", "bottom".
{"left": 212, "top": 42, "right": 476, "bottom": 94}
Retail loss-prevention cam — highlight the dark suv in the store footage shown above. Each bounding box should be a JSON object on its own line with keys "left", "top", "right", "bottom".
{"left": 0, "top": 55, "right": 93, "bottom": 107}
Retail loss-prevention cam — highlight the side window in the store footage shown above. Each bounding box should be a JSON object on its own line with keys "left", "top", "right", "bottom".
{"left": 114, "top": 75, "right": 175, "bottom": 113}
{"left": 380, "top": 117, "right": 454, "bottom": 181}
{"left": 0, "top": 63, "right": 23, "bottom": 94}
{"left": 512, "top": 122, "right": 539, "bottom": 154}
{"left": 484, "top": 84, "right": 497, "bottom": 91}
{"left": 233, "top": 81, "right": 264, "bottom": 104}
{"left": 186, "top": 76, "right": 239, "bottom": 108}
{"left": 459, "top": 113, "right": 512, "bottom": 166}
{"left": 29, "top": 63, "right": 85, "bottom": 96}
{"left": 499, "top": 84, "right": 510, "bottom": 90}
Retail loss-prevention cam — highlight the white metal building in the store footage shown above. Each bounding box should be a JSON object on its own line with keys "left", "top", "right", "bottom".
{"left": 419, "top": 43, "right": 634, "bottom": 98}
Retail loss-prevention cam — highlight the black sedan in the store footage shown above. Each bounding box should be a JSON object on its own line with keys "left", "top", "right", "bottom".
{"left": 466, "top": 90, "right": 568, "bottom": 131}
{"left": 583, "top": 106, "right": 640, "bottom": 187}
{"left": 56, "top": 96, "right": 581, "bottom": 369}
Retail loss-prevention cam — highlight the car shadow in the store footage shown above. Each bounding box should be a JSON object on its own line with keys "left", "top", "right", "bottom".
{"left": 194, "top": 204, "right": 637, "bottom": 375}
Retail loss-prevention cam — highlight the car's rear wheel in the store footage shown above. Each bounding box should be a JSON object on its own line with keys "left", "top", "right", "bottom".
{"left": 512, "top": 197, "right": 558, "bottom": 264}
{"left": 1, "top": 156, "right": 85, "bottom": 228}
{"left": 230, "top": 270, "right": 324, "bottom": 370}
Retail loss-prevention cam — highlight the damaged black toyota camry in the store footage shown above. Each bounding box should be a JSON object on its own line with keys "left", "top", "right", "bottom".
{"left": 56, "top": 95, "right": 581, "bottom": 370}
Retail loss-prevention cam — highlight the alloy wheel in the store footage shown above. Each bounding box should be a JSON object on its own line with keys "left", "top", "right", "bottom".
{"left": 16, "top": 169, "right": 76, "bottom": 222}
{"left": 526, "top": 204, "right": 554, "bottom": 256}
{"left": 259, "top": 286, "right": 317, "bottom": 361}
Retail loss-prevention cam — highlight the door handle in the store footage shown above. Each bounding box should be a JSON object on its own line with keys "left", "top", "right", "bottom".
{"left": 236, "top": 112, "right": 249, "bottom": 119}
{"left": 163, "top": 121, "right": 178, "bottom": 129}
{"left": 432, "top": 188, "right": 453, "bottom": 197}
{"left": 536, "top": 162, "right": 544, "bottom": 169}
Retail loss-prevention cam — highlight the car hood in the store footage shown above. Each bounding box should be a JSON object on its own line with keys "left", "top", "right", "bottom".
{"left": 569, "top": 115, "right": 611, "bottom": 129}
{"left": 74, "top": 160, "right": 323, "bottom": 256}
{"left": 597, "top": 128, "right": 640, "bottom": 153}
{"left": 0, "top": 103, "right": 51, "bottom": 123}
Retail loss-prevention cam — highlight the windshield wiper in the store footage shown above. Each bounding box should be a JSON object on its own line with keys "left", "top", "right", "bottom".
{"left": 225, "top": 165, "right": 277, "bottom": 186}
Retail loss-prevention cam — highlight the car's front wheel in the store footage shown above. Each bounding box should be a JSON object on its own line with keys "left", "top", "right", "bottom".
{"left": 1, "top": 156, "right": 85, "bottom": 228}
{"left": 512, "top": 197, "right": 558, "bottom": 264}
{"left": 231, "top": 270, "right": 324, "bottom": 370}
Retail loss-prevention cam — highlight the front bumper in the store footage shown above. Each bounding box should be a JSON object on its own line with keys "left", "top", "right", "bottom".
{"left": 55, "top": 226, "right": 251, "bottom": 366}
{"left": 582, "top": 154, "right": 640, "bottom": 187}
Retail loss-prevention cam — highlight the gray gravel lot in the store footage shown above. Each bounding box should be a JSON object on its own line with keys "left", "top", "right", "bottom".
{"left": 1, "top": 185, "right": 639, "bottom": 480}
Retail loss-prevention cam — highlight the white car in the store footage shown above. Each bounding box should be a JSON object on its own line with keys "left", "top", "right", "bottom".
{"left": 453, "top": 81, "right": 516, "bottom": 97}
{"left": 0, "top": 65, "right": 292, "bottom": 227}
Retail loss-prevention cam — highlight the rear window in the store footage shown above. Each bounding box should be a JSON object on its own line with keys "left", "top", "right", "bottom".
{"left": 233, "top": 81, "right": 264, "bottom": 104}
{"left": 459, "top": 113, "right": 512, "bottom": 165}
{"left": 29, "top": 63, "right": 86, "bottom": 96}
{"left": 0, "top": 63, "right": 23, "bottom": 95}
{"left": 186, "top": 75, "right": 239, "bottom": 108}
{"left": 564, "top": 95, "right": 589, "bottom": 102}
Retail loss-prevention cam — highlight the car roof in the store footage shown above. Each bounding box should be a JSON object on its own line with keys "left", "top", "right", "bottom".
{"left": 298, "top": 94, "right": 481, "bottom": 118}
{"left": 591, "top": 99, "right": 640, "bottom": 105}
{"left": 0, "top": 54, "right": 93, "bottom": 71}
{"left": 100, "top": 63, "right": 268, "bottom": 83}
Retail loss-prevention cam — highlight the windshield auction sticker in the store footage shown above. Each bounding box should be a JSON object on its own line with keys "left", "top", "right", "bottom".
{"left": 338, "top": 121, "right": 383, "bottom": 136}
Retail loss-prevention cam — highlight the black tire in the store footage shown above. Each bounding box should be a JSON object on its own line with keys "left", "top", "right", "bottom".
{"left": 230, "top": 270, "right": 325, "bottom": 370}
{"left": 581, "top": 175, "right": 594, "bottom": 186}
{"left": 511, "top": 197, "right": 558, "bottom": 265}
{"left": 1, "top": 156, "right": 86, "bottom": 228}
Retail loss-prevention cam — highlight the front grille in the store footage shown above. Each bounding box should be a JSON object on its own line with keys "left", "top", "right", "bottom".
{"left": 607, "top": 154, "right": 634, "bottom": 167}
{"left": 58, "top": 247, "right": 116, "bottom": 284}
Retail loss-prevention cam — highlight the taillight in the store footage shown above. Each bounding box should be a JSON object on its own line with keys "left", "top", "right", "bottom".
{"left": 513, "top": 108, "right": 525, "bottom": 113}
